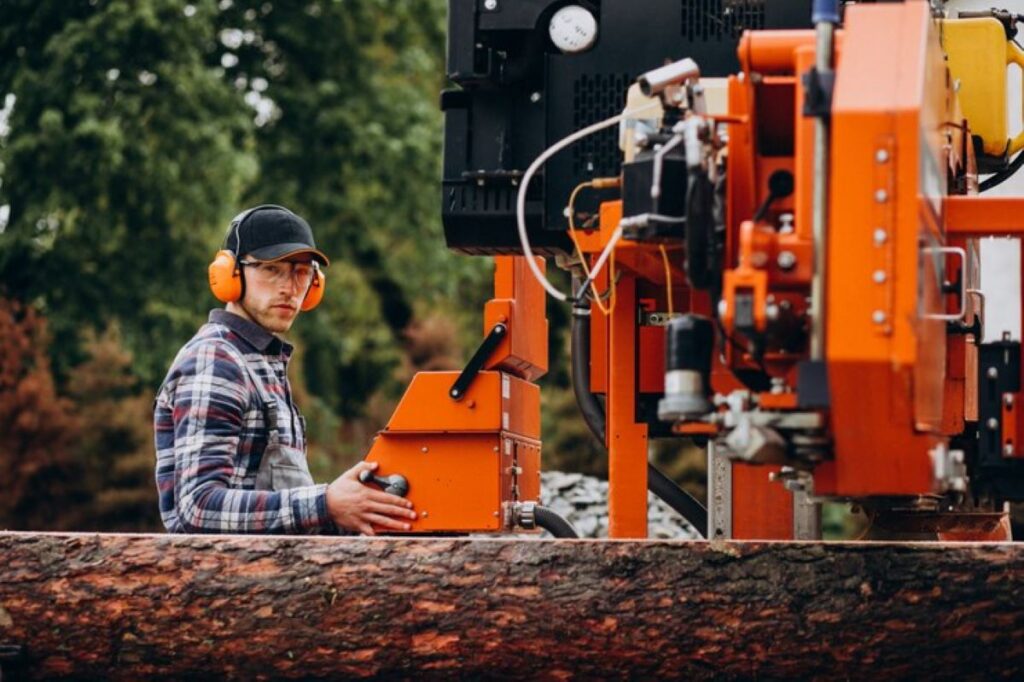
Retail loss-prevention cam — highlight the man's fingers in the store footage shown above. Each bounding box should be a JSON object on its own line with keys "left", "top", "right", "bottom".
{"left": 368, "top": 501, "right": 418, "bottom": 520}
{"left": 367, "top": 489, "right": 413, "bottom": 508}
{"left": 342, "top": 460, "right": 378, "bottom": 480}
{"left": 364, "top": 512, "right": 412, "bottom": 531}
{"left": 358, "top": 523, "right": 376, "bottom": 536}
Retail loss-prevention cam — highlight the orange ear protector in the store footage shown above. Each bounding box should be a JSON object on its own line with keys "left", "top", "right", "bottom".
{"left": 208, "top": 206, "right": 327, "bottom": 311}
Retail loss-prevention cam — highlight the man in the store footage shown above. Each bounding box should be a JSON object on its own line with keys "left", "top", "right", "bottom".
{"left": 154, "top": 205, "right": 416, "bottom": 534}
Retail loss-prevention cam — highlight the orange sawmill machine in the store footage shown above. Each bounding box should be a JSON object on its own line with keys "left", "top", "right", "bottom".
{"left": 359, "top": 0, "right": 1024, "bottom": 542}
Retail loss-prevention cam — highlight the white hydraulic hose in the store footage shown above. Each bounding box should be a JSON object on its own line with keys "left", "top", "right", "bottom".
{"left": 576, "top": 223, "right": 624, "bottom": 303}
{"left": 516, "top": 102, "right": 660, "bottom": 302}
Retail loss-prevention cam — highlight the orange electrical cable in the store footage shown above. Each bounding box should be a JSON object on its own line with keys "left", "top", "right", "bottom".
{"left": 658, "top": 244, "right": 674, "bottom": 316}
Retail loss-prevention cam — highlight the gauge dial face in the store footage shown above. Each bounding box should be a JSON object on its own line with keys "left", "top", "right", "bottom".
{"left": 549, "top": 5, "right": 598, "bottom": 54}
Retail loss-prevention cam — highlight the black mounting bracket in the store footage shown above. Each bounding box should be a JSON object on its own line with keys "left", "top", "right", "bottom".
{"left": 449, "top": 323, "right": 507, "bottom": 401}
{"left": 802, "top": 67, "right": 834, "bottom": 119}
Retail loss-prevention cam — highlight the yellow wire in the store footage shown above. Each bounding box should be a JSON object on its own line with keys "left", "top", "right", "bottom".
{"left": 567, "top": 181, "right": 617, "bottom": 316}
{"left": 658, "top": 244, "right": 673, "bottom": 317}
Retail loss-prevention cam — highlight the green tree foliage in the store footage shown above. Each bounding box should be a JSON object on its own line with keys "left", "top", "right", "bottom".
{"left": 0, "top": 0, "right": 258, "bottom": 385}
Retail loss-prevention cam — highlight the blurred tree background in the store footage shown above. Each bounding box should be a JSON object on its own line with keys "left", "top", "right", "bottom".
{"left": 0, "top": 0, "right": 701, "bottom": 532}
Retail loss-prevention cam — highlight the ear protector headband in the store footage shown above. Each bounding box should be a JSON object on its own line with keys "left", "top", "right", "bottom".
{"left": 207, "top": 205, "right": 326, "bottom": 311}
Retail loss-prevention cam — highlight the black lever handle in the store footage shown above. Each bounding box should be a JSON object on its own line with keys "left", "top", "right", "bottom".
{"left": 358, "top": 469, "right": 410, "bottom": 497}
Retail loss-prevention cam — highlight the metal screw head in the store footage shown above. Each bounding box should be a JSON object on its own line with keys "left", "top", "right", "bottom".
{"left": 484, "top": 0, "right": 498, "bottom": 10}
{"left": 872, "top": 310, "right": 886, "bottom": 324}
{"left": 875, "top": 189, "right": 888, "bottom": 203}
{"left": 988, "top": 367, "right": 999, "bottom": 380}
{"left": 1005, "top": 394, "right": 1015, "bottom": 408}
{"left": 776, "top": 250, "right": 797, "bottom": 271}
{"left": 988, "top": 417, "right": 1000, "bottom": 431}
{"left": 420, "top": 511, "right": 429, "bottom": 518}
{"left": 1005, "top": 444, "right": 1016, "bottom": 456}
{"left": 875, "top": 149, "right": 889, "bottom": 163}
{"left": 529, "top": 91, "right": 541, "bottom": 103}
{"left": 873, "top": 228, "right": 887, "bottom": 245}
{"left": 421, "top": 446, "right": 429, "bottom": 453}
{"left": 873, "top": 270, "right": 887, "bottom": 284}
{"left": 717, "top": 299, "right": 727, "bottom": 318}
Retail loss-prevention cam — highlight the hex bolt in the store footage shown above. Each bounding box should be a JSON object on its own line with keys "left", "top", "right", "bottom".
{"left": 420, "top": 511, "right": 429, "bottom": 518}
{"left": 872, "top": 310, "right": 886, "bottom": 324}
{"left": 1005, "top": 444, "right": 1016, "bottom": 456}
{"left": 875, "top": 189, "right": 888, "bottom": 203}
{"left": 777, "top": 251, "right": 797, "bottom": 271}
{"left": 530, "top": 91, "right": 541, "bottom": 103}
{"left": 1005, "top": 394, "right": 1015, "bottom": 408}
{"left": 484, "top": 0, "right": 498, "bottom": 10}
{"left": 873, "top": 270, "right": 887, "bottom": 284}
{"left": 873, "top": 228, "right": 887, "bottom": 245}
{"left": 421, "top": 446, "right": 429, "bottom": 453}
{"left": 875, "top": 149, "right": 890, "bottom": 163}
{"left": 987, "top": 418, "right": 1000, "bottom": 431}
{"left": 988, "top": 367, "right": 999, "bottom": 380}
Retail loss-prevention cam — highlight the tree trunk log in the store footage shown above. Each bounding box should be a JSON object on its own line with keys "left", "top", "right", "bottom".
{"left": 0, "top": 532, "right": 1022, "bottom": 680}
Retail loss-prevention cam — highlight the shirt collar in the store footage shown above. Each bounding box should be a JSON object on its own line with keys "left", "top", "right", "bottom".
{"left": 209, "top": 309, "right": 293, "bottom": 356}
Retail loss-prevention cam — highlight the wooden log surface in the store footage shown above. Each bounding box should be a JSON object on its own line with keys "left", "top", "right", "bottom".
{"left": 0, "top": 532, "right": 1022, "bottom": 680}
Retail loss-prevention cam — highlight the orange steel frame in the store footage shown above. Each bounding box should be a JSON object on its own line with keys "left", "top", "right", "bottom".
{"left": 367, "top": 1, "right": 1024, "bottom": 540}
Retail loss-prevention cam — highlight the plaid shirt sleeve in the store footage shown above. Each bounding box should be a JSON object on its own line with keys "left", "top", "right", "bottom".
{"left": 161, "top": 339, "right": 334, "bottom": 534}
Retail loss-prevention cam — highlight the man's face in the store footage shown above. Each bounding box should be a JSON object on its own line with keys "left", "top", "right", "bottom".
{"left": 236, "top": 256, "right": 317, "bottom": 334}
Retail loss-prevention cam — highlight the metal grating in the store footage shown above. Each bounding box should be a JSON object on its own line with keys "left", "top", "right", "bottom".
{"left": 681, "top": 0, "right": 766, "bottom": 42}
{"left": 572, "top": 72, "right": 631, "bottom": 177}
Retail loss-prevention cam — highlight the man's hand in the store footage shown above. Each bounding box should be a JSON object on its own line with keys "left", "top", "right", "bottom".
{"left": 326, "top": 461, "right": 417, "bottom": 535}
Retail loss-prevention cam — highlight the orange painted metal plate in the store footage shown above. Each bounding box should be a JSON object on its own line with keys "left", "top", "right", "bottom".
{"left": 732, "top": 463, "right": 793, "bottom": 540}
{"left": 367, "top": 432, "right": 504, "bottom": 532}
{"left": 385, "top": 371, "right": 540, "bottom": 440}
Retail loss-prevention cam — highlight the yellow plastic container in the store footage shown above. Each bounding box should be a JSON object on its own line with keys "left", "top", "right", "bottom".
{"left": 943, "top": 17, "right": 1024, "bottom": 157}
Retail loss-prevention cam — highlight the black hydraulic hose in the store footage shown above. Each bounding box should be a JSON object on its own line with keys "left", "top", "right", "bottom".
{"left": 647, "top": 464, "right": 708, "bottom": 537}
{"left": 980, "top": 148, "right": 1024, "bottom": 193}
{"left": 571, "top": 292, "right": 607, "bottom": 444}
{"left": 569, "top": 276, "right": 708, "bottom": 538}
{"left": 535, "top": 505, "right": 579, "bottom": 538}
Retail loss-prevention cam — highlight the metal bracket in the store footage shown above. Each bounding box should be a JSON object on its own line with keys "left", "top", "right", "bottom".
{"left": 923, "top": 246, "right": 968, "bottom": 322}
{"left": 801, "top": 67, "right": 834, "bottom": 119}
{"left": 707, "top": 442, "right": 732, "bottom": 539}
{"left": 449, "top": 323, "right": 507, "bottom": 400}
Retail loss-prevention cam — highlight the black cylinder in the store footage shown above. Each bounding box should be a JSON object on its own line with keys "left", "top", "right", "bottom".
{"left": 666, "top": 314, "right": 714, "bottom": 378}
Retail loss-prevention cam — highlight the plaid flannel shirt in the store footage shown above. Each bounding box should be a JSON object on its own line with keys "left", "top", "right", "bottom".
{"left": 154, "top": 309, "right": 335, "bottom": 534}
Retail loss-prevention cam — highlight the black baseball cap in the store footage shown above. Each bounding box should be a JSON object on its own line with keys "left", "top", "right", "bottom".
{"left": 227, "top": 205, "right": 330, "bottom": 266}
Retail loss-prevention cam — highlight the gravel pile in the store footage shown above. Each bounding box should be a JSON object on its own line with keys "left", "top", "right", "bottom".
{"left": 539, "top": 471, "right": 701, "bottom": 539}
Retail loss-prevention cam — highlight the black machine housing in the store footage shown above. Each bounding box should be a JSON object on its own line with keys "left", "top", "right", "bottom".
{"left": 441, "top": 0, "right": 813, "bottom": 255}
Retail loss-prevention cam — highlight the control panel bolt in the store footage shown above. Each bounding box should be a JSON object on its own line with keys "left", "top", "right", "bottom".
{"left": 875, "top": 189, "right": 888, "bottom": 203}
{"left": 777, "top": 251, "right": 797, "bottom": 271}
{"left": 484, "top": 0, "right": 498, "bottom": 10}
{"left": 872, "top": 310, "right": 886, "bottom": 324}
{"left": 530, "top": 91, "right": 541, "bottom": 103}
{"left": 875, "top": 149, "right": 890, "bottom": 163}
{"left": 1005, "top": 394, "right": 1015, "bottom": 408}
{"left": 1005, "top": 444, "right": 1015, "bottom": 456}
{"left": 873, "top": 270, "right": 887, "bottom": 284}
{"left": 988, "top": 367, "right": 999, "bottom": 380}
{"left": 873, "top": 228, "right": 887, "bottom": 245}
{"left": 988, "top": 418, "right": 1000, "bottom": 431}
{"left": 778, "top": 213, "right": 795, "bottom": 234}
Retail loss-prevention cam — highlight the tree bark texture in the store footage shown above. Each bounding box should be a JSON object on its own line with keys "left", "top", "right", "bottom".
{"left": 0, "top": 532, "right": 1022, "bottom": 680}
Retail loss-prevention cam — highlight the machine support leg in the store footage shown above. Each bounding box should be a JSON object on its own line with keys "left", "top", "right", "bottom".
{"left": 607, "top": 272, "right": 649, "bottom": 538}
{"left": 708, "top": 442, "right": 732, "bottom": 540}
{"left": 793, "top": 488, "right": 823, "bottom": 540}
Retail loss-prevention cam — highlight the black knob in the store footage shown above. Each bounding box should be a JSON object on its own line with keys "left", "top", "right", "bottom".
{"left": 358, "top": 469, "right": 410, "bottom": 497}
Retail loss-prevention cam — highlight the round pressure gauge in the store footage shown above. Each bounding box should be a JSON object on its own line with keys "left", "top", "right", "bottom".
{"left": 549, "top": 5, "right": 598, "bottom": 54}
